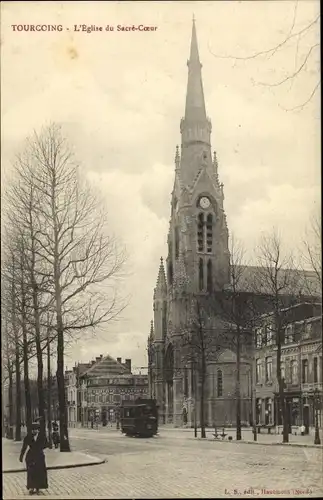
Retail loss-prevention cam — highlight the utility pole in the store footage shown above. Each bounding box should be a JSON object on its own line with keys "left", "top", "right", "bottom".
{"left": 314, "top": 389, "right": 321, "bottom": 445}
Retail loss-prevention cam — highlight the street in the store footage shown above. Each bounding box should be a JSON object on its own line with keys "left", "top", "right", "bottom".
{"left": 3, "top": 427, "right": 323, "bottom": 498}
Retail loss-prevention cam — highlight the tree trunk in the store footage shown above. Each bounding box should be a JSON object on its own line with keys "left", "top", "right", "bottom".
{"left": 47, "top": 334, "right": 52, "bottom": 448}
{"left": 14, "top": 343, "right": 22, "bottom": 441}
{"left": 8, "top": 367, "right": 14, "bottom": 439}
{"left": 52, "top": 179, "right": 70, "bottom": 452}
{"left": 32, "top": 282, "right": 45, "bottom": 435}
{"left": 56, "top": 297, "right": 70, "bottom": 451}
{"left": 236, "top": 327, "right": 242, "bottom": 441}
{"left": 11, "top": 260, "right": 21, "bottom": 441}
{"left": 20, "top": 244, "right": 32, "bottom": 435}
{"left": 200, "top": 359, "right": 206, "bottom": 439}
{"left": 21, "top": 301, "right": 32, "bottom": 435}
{"left": 276, "top": 339, "right": 289, "bottom": 443}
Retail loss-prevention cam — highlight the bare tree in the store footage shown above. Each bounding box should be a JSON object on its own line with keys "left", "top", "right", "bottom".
{"left": 208, "top": 1, "right": 320, "bottom": 111}
{"left": 4, "top": 179, "right": 51, "bottom": 437}
{"left": 9, "top": 123, "right": 127, "bottom": 451}
{"left": 180, "top": 293, "right": 222, "bottom": 438}
{"left": 252, "top": 230, "right": 301, "bottom": 443}
{"left": 215, "top": 236, "right": 256, "bottom": 441}
{"left": 301, "top": 211, "right": 322, "bottom": 297}
{"left": 2, "top": 308, "right": 15, "bottom": 439}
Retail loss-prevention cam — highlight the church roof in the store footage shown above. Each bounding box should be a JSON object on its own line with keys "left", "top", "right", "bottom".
{"left": 81, "top": 354, "right": 130, "bottom": 378}
{"left": 233, "top": 265, "right": 320, "bottom": 297}
{"left": 184, "top": 18, "right": 206, "bottom": 122}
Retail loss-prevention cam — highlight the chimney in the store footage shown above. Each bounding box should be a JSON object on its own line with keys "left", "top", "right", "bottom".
{"left": 91, "top": 360, "right": 95, "bottom": 365}
{"left": 96, "top": 357, "right": 101, "bottom": 363}
{"left": 125, "top": 359, "right": 131, "bottom": 373}
{"left": 100, "top": 354, "right": 103, "bottom": 359}
{"left": 117, "top": 357, "right": 122, "bottom": 364}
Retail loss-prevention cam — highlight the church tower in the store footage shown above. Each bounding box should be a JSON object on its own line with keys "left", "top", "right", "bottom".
{"left": 149, "top": 18, "right": 235, "bottom": 428}
{"left": 166, "top": 18, "right": 230, "bottom": 300}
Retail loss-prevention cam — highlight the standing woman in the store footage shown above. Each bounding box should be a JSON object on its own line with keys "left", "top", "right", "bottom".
{"left": 19, "top": 422, "right": 49, "bottom": 495}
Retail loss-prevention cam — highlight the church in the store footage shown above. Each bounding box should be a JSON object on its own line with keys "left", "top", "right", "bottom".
{"left": 147, "top": 20, "right": 319, "bottom": 428}
{"left": 147, "top": 19, "right": 253, "bottom": 428}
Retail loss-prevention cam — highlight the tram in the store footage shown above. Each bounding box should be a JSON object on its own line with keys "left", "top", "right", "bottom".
{"left": 120, "top": 398, "right": 158, "bottom": 438}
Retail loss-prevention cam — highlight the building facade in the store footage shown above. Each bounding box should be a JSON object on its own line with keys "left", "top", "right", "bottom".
{"left": 65, "top": 355, "right": 148, "bottom": 427}
{"left": 254, "top": 302, "right": 322, "bottom": 431}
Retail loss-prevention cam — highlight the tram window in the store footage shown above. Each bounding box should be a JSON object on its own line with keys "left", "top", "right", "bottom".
{"left": 142, "top": 406, "right": 152, "bottom": 415}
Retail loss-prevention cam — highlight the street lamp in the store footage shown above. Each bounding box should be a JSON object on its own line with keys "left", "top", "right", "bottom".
{"left": 314, "top": 388, "right": 321, "bottom": 445}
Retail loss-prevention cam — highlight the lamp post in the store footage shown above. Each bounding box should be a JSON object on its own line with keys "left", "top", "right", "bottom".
{"left": 314, "top": 388, "right": 321, "bottom": 445}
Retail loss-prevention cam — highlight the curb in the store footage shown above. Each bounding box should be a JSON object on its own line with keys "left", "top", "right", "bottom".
{"left": 188, "top": 437, "right": 323, "bottom": 448}
{"left": 159, "top": 433, "right": 323, "bottom": 448}
{"left": 3, "top": 458, "right": 106, "bottom": 474}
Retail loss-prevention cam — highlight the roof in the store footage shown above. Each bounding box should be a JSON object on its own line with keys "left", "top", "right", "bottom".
{"left": 234, "top": 265, "right": 321, "bottom": 297}
{"left": 81, "top": 354, "right": 130, "bottom": 378}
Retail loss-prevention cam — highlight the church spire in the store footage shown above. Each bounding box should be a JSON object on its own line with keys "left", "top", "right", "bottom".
{"left": 154, "top": 257, "right": 167, "bottom": 299}
{"left": 184, "top": 17, "right": 206, "bottom": 122}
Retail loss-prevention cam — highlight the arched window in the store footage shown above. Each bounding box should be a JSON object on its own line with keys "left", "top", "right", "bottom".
{"left": 175, "top": 227, "right": 179, "bottom": 259}
{"left": 207, "top": 259, "right": 212, "bottom": 292}
{"left": 168, "top": 261, "right": 173, "bottom": 285}
{"left": 206, "top": 214, "right": 213, "bottom": 253}
{"left": 184, "top": 367, "right": 188, "bottom": 397}
{"left": 197, "top": 213, "right": 204, "bottom": 252}
{"left": 199, "top": 258, "right": 204, "bottom": 291}
{"left": 217, "top": 369, "right": 223, "bottom": 397}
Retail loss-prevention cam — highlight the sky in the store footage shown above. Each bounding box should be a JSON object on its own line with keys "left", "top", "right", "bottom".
{"left": 1, "top": 1, "right": 320, "bottom": 372}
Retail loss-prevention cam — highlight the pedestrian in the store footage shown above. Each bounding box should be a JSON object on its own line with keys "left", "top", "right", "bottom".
{"left": 300, "top": 424, "right": 305, "bottom": 436}
{"left": 19, "top": 422, "right": 48, "bottom": 495}
{"left": 52, "top": 420, "right": 60, "bottom": 449}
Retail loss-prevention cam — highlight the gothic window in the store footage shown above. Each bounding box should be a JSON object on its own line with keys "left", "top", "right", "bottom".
{"left": 191, "top": 366, "right": 195, "bottom": 396}
{"left": 207, "top": 259, "right": 212, "bottom": 292}
{"left": 162, "top": 303, "right": 167, "bottom": 339}
{"left": 197, "top": 213, "right": 204, "bottom": 252}
{"left": 206, "top": 214, "right": 213, "bottom": 253}
{"left": 217, "top": 369, "right": 223, "bottom": 397}
{"left": 184, "top": 367, "right": 188, "bottom": 397}
{"left": 199, "top": 258, "right": 204, "bottom": 291}
{"left": 168, "top": 261, "right": 173, "bottom": 285}
{"left": 175, "top": 227, "right": 179, "bottom": 259}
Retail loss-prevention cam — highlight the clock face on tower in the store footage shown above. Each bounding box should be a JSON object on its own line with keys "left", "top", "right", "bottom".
{"left": 199, "top": 196, "right": 211, "bottom": 209}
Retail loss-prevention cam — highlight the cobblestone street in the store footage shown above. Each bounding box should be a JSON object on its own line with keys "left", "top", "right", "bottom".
{"left": 3, "top": 429, "right": 323, "bottom": 499}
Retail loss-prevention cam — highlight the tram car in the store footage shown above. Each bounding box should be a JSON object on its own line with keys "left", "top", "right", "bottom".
{"left": 120, "top": 398, "right": 158, "bottom": 438}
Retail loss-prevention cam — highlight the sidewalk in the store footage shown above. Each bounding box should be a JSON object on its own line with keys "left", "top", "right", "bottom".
{"left": 157, "top": 426, "right": 323, "bottom": 448}
{"left": 2, "top": 438, "right": 105, "bottom": 473}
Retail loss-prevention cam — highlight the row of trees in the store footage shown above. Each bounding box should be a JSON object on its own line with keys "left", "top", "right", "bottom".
{"left": 2, "top": 124, "right": 127, "bottom": 451}
{"left": 176, "top": 225, "right": 321, "bottom": 442}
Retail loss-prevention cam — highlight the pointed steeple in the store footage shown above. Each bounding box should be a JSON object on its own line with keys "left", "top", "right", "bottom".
{"left": 175, "top": 145, "right": 180, "bottom": 170}
{"left": 173, "top": 247, "right": 190, "bottom": 291}
{"left": 185, "top": 17, "right": 206, "bottom": 122}
{"left": 213, "top": 150, "right": 219, "bottom": 184}
{"left": 149, "top": 320, "right": 154, "bottom": 339}
{"left": 154, "top": 257, "right": 167, "bottom": 299}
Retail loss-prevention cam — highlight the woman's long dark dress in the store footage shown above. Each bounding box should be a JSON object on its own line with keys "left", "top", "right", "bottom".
{"left": 19, "top": 433, "right": 48, "bottom": 490}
